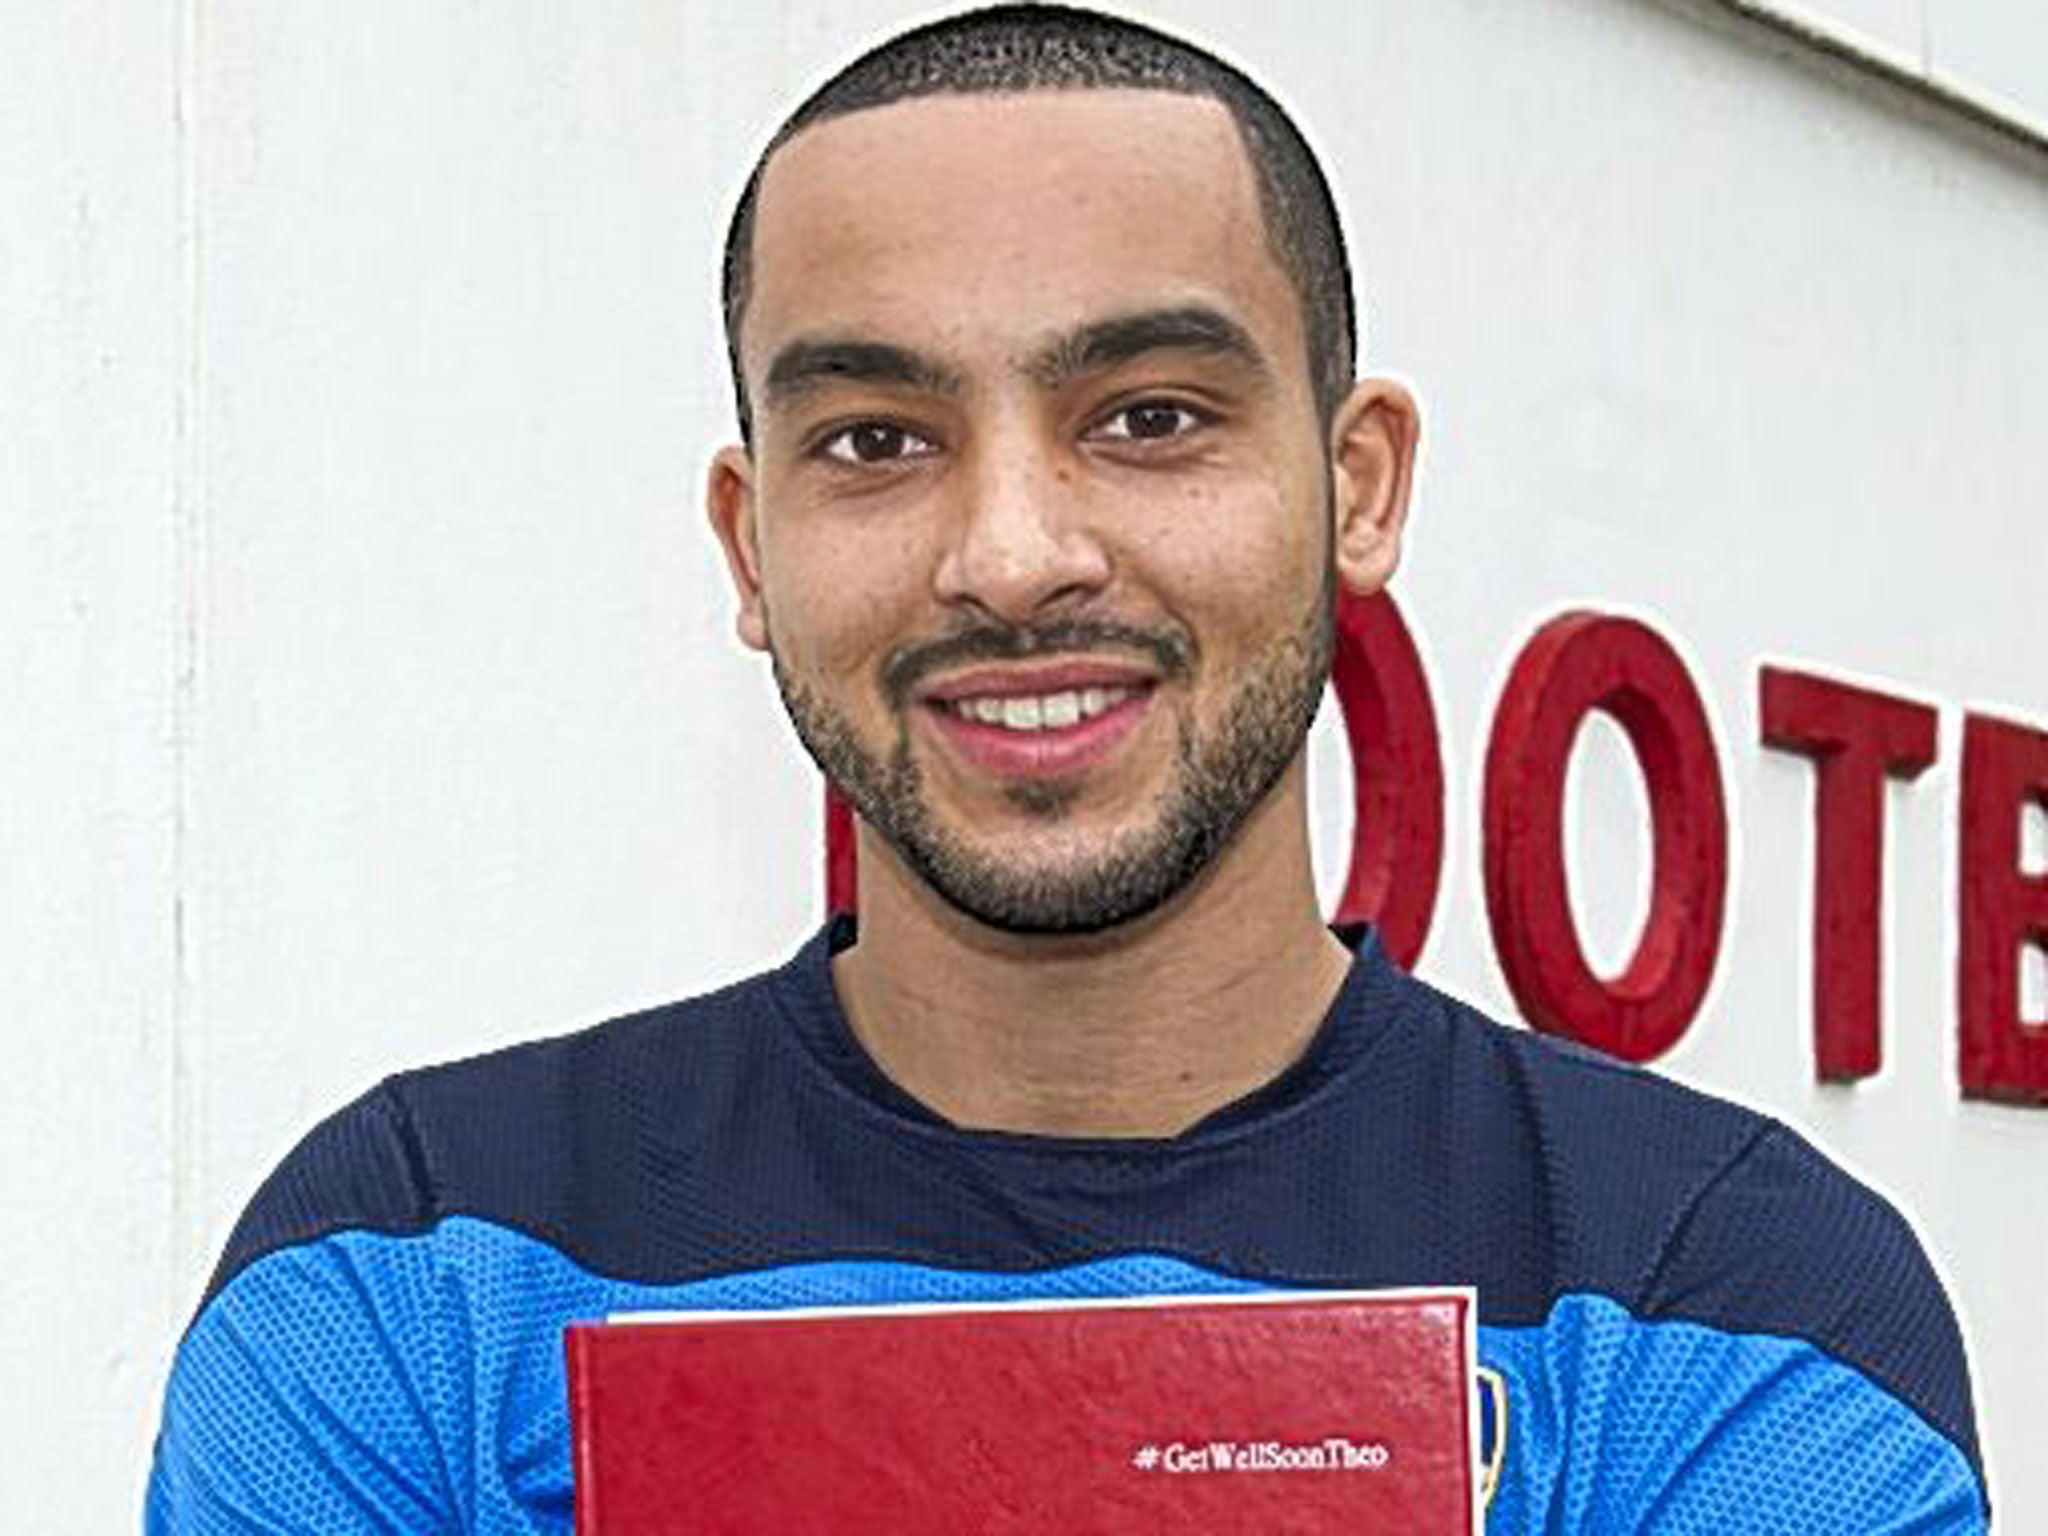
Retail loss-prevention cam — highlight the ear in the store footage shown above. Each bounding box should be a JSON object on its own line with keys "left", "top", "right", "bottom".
{"left": 1327, "top": 377, "right": 1420, "bottom": 597}
{"left": 706, "top": 443, "right": 771, "bottom": 652}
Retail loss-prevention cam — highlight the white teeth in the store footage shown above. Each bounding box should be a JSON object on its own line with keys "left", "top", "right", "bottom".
{"left": 1092, "top": 687, "right": 1132, "bottom": 716}
{"left": 1001, "top": 696, "right": 1044, "bottom": 731}
{"left": 1041, "top": 691, "right": 1082, "bottom": 729}
{"left": 951, "top": 686, "right": 1133, "bottom": 731}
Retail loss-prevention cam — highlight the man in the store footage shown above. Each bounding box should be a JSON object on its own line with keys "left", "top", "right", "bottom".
{"left": 149, "top": 5, "right": 1987, "bottom": 1530}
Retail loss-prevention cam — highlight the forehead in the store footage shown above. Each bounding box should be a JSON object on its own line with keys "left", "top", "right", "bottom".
{"left": 742, "top": 90, "right": 1299, "bottom": 385}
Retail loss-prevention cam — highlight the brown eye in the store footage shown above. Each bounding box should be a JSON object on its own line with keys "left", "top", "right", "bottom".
{"left": 821, "top": 422, "right": 935, "bottom": 465}
{"left": 1094, "top": 401, "right": 1207, "bottom": 443}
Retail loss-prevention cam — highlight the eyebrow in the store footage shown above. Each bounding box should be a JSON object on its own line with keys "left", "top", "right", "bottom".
{"left": 758, "top": 303, "right": 1270, "bottom": 414}
{"left": 763, "top": 337, "right": 965, "bottom": 407}
{"left": 1024, "top": 305, "right": 1271, "bottom": 389}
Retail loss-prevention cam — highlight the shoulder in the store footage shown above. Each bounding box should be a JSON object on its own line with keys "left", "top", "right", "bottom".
{"left": 1392, "top": 967, "right": 1880, "bottom": 1267}
{"left": 201, "top": 953, "right": 801, "bottom": 1307}
{"left": 1373, "top": 977, "right": 1985, "bottom": 1516}
{"left": 1393, "top": 973, "right": 1981, "bottom": 1482}
{"left": 1641, "top": 1114, "right": 1980, "bottom": 1471}
{"left": 152, "top": 953, "right": 814, "bottom": 1523}
{"left": 1488, "top": 1002, "right": 1975, "bottom": 1466}
{"left": 1368, "top": 968, "right": 1778, "bottom": 1293}
{"left": 1408, "top": 968, "right": 1772, "bottom": 1170}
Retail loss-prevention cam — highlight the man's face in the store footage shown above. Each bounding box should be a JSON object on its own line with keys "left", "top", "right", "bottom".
{"left": 713, "top": 90, "right": 1363, "bottom": 934}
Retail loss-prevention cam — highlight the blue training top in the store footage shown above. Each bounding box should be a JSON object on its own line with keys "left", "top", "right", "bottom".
{"left": 148, "top": 921, "right": 1987, "bottom": 1532}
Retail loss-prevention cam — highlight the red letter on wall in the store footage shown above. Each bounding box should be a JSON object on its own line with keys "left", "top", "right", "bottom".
{"left": 1329, "top": 589, "right": 1444, "bottom": 969}
{"left": 826, "top": 785, "right": 858, "bottom": 917}
{"left": 1958, "top": 712, "right": 2048, "bottom": 1101}
{"left": 1758, "top": 667, "right": 1939, "bottom": 1081}
{"left": 1483, "top": 611, "right": 1728, "bottom": 1062}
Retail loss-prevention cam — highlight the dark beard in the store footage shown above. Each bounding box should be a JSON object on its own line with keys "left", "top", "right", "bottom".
{"left": 769, "top": 571, "right": 1335, "bottom": 936}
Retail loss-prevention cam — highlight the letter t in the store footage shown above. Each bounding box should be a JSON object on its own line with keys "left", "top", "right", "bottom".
{"left": 1759, "top": 666, "right": 1938, "bottom": 1080}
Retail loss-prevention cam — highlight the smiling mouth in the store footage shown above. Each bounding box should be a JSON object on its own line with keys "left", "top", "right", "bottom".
{"left": 938, "top": 685, "right": 1140, "bottom": 732}
{"left": 919, "top": 669, "right": 1157, "bottom": 781}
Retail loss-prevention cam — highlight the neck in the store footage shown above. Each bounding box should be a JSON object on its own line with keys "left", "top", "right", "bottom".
{"left": 830, "top": 762, "right": 1354, "bottom": 1138}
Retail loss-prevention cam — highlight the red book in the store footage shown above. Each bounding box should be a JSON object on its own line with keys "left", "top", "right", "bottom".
{"left": 567, "top": 1288, "right": 1483, "bottom": 1534}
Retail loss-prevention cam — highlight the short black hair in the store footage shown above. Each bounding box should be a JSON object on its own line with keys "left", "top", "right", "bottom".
{"left": 720, "top": 3, "right": 1357, "bottom": 440}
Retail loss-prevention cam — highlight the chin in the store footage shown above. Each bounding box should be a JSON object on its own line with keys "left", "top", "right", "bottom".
{"left": 896, "top": 811, "right": 1224, "bottom": 938}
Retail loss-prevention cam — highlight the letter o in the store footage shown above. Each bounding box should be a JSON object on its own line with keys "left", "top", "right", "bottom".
{"left": 1329, "top": 589, "right": 1445, "bottom": 968}
{"left": 1483, "top": 611, "right": 1728, "bottom": 1062}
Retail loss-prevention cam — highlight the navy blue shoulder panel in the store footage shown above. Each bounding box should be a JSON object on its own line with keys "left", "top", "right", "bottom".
{"left": 1422, "top": 981, "right": 1979, "bottom": 1468}
{"left": 1641, "top": 1118, "right": 1978, "bottom": 1467}
{"left": 203, "top": 1078, "right": 433, "bottom": 1308}
{"left": 200, "top": 966, "right": 774, "bottom": 1309}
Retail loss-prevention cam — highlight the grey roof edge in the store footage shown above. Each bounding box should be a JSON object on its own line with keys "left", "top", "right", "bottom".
{"left": 1662, "top": 0, "right": 2048, "bottom": 165}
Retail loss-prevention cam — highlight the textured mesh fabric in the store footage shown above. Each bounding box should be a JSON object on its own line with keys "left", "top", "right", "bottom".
{"left": 151, "top": 1222, "right": 1984, "bottom": 1533}
{"left": 1484, "top": 1295, "right": 1983, "bottom": 1532}
{"left": 149, "top": 923, "right": 1988, "bottom": 1531}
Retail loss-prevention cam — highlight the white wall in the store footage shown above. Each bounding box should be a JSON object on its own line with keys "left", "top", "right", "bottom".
{"left": 2, "top": 1, "right": 183, "bottom": 1519}
{"left": 5, "top": 1, "right": 2042, "bottom": 1528}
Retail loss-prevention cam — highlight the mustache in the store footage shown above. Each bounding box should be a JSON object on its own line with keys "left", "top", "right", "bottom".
{"left": 880, "top": 619, "right": 1195, "bottom": 707}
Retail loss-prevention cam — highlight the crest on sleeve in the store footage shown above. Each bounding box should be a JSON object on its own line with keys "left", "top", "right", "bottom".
{"left": 1476, "top": 1365, "right": 1509, "bottom": 1512}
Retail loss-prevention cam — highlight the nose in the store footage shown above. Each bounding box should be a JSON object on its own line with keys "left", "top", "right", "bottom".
{"left": 930, "top": 423, "right": 1113, "bottom": 624}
